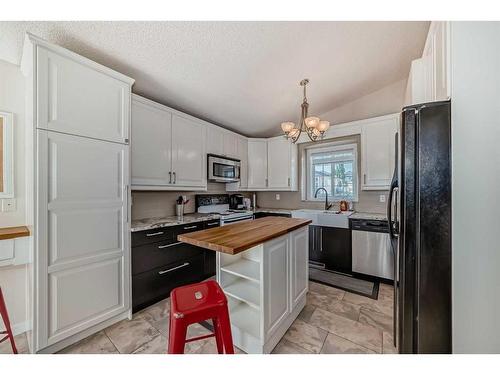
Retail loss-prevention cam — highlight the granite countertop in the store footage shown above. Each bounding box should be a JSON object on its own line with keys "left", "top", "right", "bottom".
{"left": 349, "top": 212, "right": 388, "bottom": 221}
{"left": 254, "top": 207, "right": 293, "bottom": 214}
{"left": 131, "top": 213, "right": 220, "bottom": 232}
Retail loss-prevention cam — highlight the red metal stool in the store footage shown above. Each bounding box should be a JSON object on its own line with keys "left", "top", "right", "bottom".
{"left": 0, "top": 287, "right": 18, "bottom": 354}
{"left": 168, "top": 280, "right": 234, "bottom": 354}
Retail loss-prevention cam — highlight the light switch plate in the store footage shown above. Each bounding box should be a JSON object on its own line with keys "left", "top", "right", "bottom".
{"left": 379, "top": 195, "right": 386, "bottom": 203}
{"left": 276, "top": 194, "right": 280, "bottom": 201}
{"left": 1, "top": 198, "right": 16, "bottom": 212}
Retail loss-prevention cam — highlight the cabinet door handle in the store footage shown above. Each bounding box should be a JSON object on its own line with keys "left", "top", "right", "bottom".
{"left": 173, "top": 172, "right": 176, "bottom": 184}
{"left": 288, "top": 177, "right": 290, "bottom": 187}
{"left": 124, "top": 185, "right": 129, "bottom": 223}
{"left": 146, "top": 231, "right": 164, "bottom": 237}
{"left": 265, "top": 178, "right": 268, "bottom": 187}
{"left": 206, "top": 222, "right": 219, "bottom": 226}
{"left": 320, "top": 227, "right": 323, "bottom": 252}
{"left": 158, "top": 262, "right": 190, "bottom": 275}
{"left": 169, "top": 171, "right": 172, "bottom": 184}
{"left": 363, "top": 174, "right": 367, "bottom": 184}
{"left": 183, "top": 225, "right": 198, "bottom": 230}
{"left": 158, "top": 242, "right": 181, "bottom": 249}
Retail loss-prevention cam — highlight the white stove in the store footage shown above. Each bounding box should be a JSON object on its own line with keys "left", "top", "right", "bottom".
{"left": 196, "top": 195, "right": 254, "bottom": 226}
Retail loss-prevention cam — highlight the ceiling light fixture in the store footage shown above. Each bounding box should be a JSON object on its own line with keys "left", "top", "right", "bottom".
{"left": 281, "top": 79, "right": 330, "bottom": 143}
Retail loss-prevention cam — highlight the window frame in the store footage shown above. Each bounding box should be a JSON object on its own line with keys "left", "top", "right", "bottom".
{"left": 305, "top": 142, "right": 359, "bottom": 202}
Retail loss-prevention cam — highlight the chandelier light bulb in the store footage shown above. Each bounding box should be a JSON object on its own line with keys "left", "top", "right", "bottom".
{"left": 317, "top": 120, "right": 330, "bottom": 132}
{"left": 305, "top": 116, "right": 320, "bottom": 128}
{"left": 281, "top": 122, "right": 295, "bottom": 133}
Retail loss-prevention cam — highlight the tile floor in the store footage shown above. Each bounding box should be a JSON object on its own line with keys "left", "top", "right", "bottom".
{"left": 0, "top": 281, "right": 397, "bottom": 354}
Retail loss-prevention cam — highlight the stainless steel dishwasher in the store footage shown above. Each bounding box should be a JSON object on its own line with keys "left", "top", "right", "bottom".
{"left": 351, "top": 218, "right": 394, "bottom": 280}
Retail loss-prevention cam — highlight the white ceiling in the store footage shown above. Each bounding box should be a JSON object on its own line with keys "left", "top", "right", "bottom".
{"left": 0, "top": 21, "right": 429, "bottom": 137}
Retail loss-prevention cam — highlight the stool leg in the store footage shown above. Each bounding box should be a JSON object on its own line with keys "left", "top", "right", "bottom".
{"left": 0, "top": 288, "right": 18, "bottom": 354}
{"left": 168, "top": 314, "right": 187, "bottom": 354}
{"left": 212, "top": 318, "right": 224, "bottom": 354}
{"left": 218, "top": 306, "right": 234, "bottom": 354}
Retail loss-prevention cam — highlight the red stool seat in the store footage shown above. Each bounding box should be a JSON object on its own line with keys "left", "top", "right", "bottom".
{"left": 168, "top": 280, "right": 234, "bottom": 354}
{"left": 0, "top": 287, "right": 18, "bottom": 354}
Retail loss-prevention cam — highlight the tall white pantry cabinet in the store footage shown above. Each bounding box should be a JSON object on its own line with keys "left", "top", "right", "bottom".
{"left": 21, "top": 33, "right": 135, "bottom": 353}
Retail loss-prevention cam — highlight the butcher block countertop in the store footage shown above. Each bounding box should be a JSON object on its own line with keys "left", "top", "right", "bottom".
{"left": 178, "top": 217, "right": 312, "bottom": 255}
{"left": 0, "top": 226, "right": 30, "bottom": 241}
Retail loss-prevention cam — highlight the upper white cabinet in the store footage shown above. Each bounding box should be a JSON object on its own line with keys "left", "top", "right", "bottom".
{"left": 361, "top": 114, "right": 399, "bottom": 190}
{"left": 131, "top": 98, "right": 172, "bottom": 186}
{"left": 131, "top": 94, "right": 207, "bottom": 190}
{"left": 171, "top": 114, "right": 207, "bottom": 187}
{"left": 246, "top": 137, "right": 298, "bottom": 191}
{"left": 207, "top": 126, "right": 224, "bottom": 155}
{"left": 207, "top": 126, "right": 239, "bottom": 159}
{"left": 405, "top": 22, "right": 450, "bottom": 106}
{"left": 223, "top": 132, "right": 238, "bottom": 158}
{"left": 247, "top": 139, "right": 269, "bottom": 189}
{"left": 267, "top": 136, "right": 298, "bottom": 190}
{"left": 36, "top": 46, "right": 131, "bottom": 144}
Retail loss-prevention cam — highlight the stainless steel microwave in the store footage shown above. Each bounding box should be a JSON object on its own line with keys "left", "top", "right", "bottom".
{"left": 207, "top": 154, "right": 241, "bottom": 183}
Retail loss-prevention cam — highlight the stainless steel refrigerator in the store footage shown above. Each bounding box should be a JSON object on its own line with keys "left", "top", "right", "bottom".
{"left": 387, "top": 100, "right": 452, "bottom": 354}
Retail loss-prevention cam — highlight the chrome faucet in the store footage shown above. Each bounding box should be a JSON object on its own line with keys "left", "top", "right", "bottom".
{"left": 314, "top": 187, "right": 333, "bottom": 211}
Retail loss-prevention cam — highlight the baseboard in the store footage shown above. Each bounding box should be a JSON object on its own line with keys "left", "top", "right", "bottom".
{"left": 36, "top": 310, "right": 131, "bottom": 354}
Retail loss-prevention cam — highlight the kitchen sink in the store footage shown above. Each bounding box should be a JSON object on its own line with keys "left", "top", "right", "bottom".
{"left": 291, "top": 209, "right": 353, "bottom": 229}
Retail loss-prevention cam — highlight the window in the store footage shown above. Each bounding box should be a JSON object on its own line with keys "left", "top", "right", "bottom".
{"left": 306, "top": 143, "right": 358, "bottom": 201}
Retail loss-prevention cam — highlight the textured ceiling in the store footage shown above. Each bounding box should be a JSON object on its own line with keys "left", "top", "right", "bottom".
{"left": 0, "top": 21, "right": 429, "bottom": 137}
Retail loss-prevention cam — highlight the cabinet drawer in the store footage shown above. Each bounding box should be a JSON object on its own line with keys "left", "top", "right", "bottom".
{"left": 204, "top": 219, "right": 220, "bottom": 229}
{"left": 175, "top": 221, "right": 204, "bottom": 235}
{"left": 132, "top": 255, "right": 204, "bottom": 312}
{"left": 132, "top": 241, "right": 204, "bottom": 276}
{"left": 132, "top": 227, "right": 176, "bottom": 247}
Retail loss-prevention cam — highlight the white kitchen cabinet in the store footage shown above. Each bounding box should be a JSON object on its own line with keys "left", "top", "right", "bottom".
{"left": 223, "top": 132, "right": 238, "bottom": 158}
{"left": 226, "top": 136, "right": 249, "bottom": 191}
{"left": 207, "top": 126, "right": 224, "bottom": 155}
{"left": 131, "top": 94, "right": 207, "bottom": 191}
{"left": 263, "top": 235, "right": 289, "bottom": 340}
{"left": 405, "top": 21, "right": 450, "bottom": 105}
{"left": 361, "top": 114, "right": 399, "bottom": 191}
{"left": 36, "top": 131, "right": 130, "bottom": 348}
{"left": 36, "top": 46, "right": 130, "bottom": 144}
{"left": 267, "top": 136, "right": 298, "bottom": 190}
{"left": 131, "top": 97, "right": 172, "bottom": 186}
{"left": 289, "top": 228, "right": 308, "bottom": 309}
{"left": 171, "top": 114, "right": 207, "bottom": 187}
{"left": 22, "top": 33, "right": 134, "bottom": 353}
{"left": 247, "top": 139, "right": 268, "bottom": 189}
{"left": 245, "top": 137, "right": 297, "bottom": 191}
{"left": 216, "top": 226, "right": 308, "bottom": 354}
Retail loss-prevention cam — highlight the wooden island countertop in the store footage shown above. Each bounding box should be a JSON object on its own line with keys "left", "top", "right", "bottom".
{"left": 177, "top": 216, "right": 312, "bottom": 255}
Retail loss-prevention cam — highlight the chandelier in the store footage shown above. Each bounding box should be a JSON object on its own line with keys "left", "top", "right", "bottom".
{"left": 281, "top": 79, "right": 330, "bottom": 143}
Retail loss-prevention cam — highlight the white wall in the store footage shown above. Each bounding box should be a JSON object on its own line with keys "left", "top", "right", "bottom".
{"left": 0, "top": 60, "right": 29, "bottom": 336}
{"left": 0, "top": 59, "right": 26, "bottom": 227}
{"left": 320, "top": 78, "right": 406, "bottom": 126}
{"left": 451, "top": 22, "right": 500, "bottom": 353}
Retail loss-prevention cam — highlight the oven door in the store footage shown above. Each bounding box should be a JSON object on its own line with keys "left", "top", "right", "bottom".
{"left": 208, "top": 155, "right": 240, "bottom": 182}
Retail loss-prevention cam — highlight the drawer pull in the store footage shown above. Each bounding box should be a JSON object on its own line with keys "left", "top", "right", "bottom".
{"left": 158, "top": 262, "right": 190, "bottom": 275}
{"left": 183, "top": 225, "right": 198, "bottom": 230}
{"left": 206, "top": 222, "right": 219, "bottom": 226}
{"left": 158, "top": 242, "right": 182, "bottom": 249}
{"left": 146, "top": 231, "right": 164, "bottom": 237}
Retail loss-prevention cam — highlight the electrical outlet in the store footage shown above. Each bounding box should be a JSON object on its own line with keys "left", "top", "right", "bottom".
{"left": 1, "top": 198, "right": 16, "bottom": 212}
{"left": 276, "top": 194, "right": 280, "bottom": 201}
{"left": 379, "top": 195, "right": 386, "bottom": 203}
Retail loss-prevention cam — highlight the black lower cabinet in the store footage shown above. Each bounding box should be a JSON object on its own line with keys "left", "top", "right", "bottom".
{"left": 254, "top": 212, "right": 291, "bottom": 219}
{"left": 132, "top": 255, "right": 204, "bottom": 312}
{"left": 309, "top": 225, "right": 352, "bottom": 275}
{"left": 132, "top": 219, "right": 219, "bottom": 313}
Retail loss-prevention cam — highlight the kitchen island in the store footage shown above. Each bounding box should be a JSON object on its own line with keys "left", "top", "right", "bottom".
{"left": 178, "top": 217, "right": 311, "bottom": 354}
